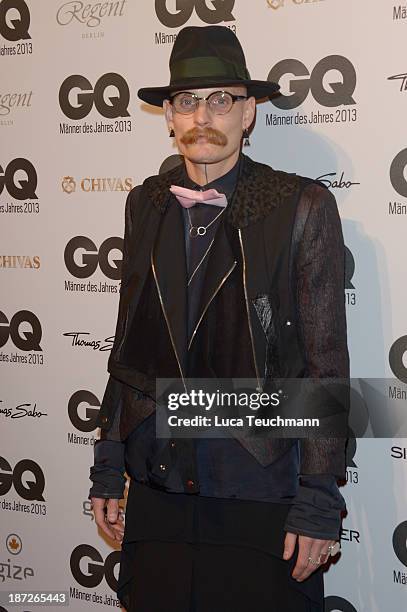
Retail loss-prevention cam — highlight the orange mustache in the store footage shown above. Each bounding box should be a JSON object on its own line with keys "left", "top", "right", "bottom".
{"left": 180, "top": 127, "right": 227, "bottom": 146}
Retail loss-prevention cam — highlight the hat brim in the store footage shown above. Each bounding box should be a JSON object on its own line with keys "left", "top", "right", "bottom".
{"left": 137, "top": 78, "right": 280, "bottom": 107}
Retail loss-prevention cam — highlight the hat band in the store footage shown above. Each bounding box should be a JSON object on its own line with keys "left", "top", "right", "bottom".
{"left": 171, "top": 56, "right": 250, "bottom": 83}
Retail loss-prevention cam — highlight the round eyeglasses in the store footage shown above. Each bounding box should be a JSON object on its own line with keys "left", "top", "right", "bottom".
{"left": 169, "top": 90, "right": 248, "bottom": 115}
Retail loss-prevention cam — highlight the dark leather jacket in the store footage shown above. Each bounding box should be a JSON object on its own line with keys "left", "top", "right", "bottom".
{"left": 89, "top": 154, "right": 349, "bottom": 537}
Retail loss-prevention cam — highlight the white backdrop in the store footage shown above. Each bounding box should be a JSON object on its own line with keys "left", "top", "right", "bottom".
{"left": 1, "top": 2, "right": 407, "bottom": 611}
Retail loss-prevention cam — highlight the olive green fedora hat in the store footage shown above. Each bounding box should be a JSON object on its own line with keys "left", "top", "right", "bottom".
{"left": 137, "top": 25, "right": 280, "bottom": 107}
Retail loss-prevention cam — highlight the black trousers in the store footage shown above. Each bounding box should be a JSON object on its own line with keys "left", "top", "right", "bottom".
{"left": 125, "top": 540, "right": 316, "bottom": 612}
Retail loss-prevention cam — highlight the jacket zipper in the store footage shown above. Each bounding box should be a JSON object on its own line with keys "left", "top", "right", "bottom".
{"left": 238, "top": 228, "right": 262, "bottom": 392}
{"left": 188, "top": 261, "right": 237, "bottom": 350}
{"left": 151, "top": 249, "right": 188, "bottom": 393}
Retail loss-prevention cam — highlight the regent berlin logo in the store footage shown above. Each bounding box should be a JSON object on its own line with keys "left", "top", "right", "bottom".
{"left": 0, "top": 90, "right": 32, "bottom": 120}
{"left": 155, "top": 0, "right": 235, "bottom": 28}
{"left": 59, "top": 73, "right": 132, "bottom": 136}
{"left": 56, "top": 0, "right": 127, "bottom": 28}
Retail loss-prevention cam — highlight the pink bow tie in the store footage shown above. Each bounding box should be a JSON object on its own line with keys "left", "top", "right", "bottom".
{"left": 170, "top": 185, "right": 227, "bottom": 209}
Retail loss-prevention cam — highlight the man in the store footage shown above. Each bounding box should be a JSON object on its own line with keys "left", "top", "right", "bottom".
{"left": 89, "top": 25, "right": 349, "bottom": 612}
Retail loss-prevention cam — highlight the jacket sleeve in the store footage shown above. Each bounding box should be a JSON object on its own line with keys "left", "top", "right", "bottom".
{"left": 283, "top": 183, "right": 349, "bottom": 539}
{"left": 88, "top": 187, "right": 139, "bottom": 500}
{"left": 295, "top": 182, "right": 350, "bottom": 479}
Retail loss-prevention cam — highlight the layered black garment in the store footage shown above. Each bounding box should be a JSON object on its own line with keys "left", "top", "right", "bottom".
{"left": 89, "top": 157, "right": 347, "bottom": 611}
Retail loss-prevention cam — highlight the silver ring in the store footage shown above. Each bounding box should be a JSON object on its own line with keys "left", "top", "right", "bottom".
{"left": 327, "top": 542, "right": 341, "bottom": 557}
{"left": 307, "top": 556, "right": 321, "bottom": 566}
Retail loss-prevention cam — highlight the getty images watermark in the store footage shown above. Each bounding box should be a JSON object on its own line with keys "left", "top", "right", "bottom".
{"left": 165, "top": 388, "right": 320, "bottom": 430}
{"left": 153, "top": 377, "right": 352, "bottom": 439}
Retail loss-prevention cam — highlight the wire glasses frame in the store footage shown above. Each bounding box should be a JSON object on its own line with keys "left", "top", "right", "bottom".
{"left": 169, "top": 90, "right": 248, "bottom": 115}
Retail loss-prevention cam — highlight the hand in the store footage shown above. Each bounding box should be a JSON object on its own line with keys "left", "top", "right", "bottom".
{"left": 283, "top": 532, "right": 335, "bottom": 582}
{"left": 91, "top": 497, "right": 125, "bottom": 543}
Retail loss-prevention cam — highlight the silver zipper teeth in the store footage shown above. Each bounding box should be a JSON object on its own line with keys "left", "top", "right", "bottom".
{"left": 116, "top": 307, "right": 129, "bottom": 355}
{"left": 238, "top": 229, "right": 262, "bottom": 392}
{"left": 151, "top": 249, "right": 187, "bottom": 393}
{"left": 188, "top": 261, "right": 237, "bottom": 350}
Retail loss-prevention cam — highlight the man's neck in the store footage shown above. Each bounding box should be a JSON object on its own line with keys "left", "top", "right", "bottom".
{"left": 184, "top": 150, "right": 241, "bottom": 186}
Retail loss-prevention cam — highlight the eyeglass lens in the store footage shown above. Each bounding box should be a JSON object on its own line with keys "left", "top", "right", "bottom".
{"left": 173, "top": 92, "right": 233, "bottom": 114}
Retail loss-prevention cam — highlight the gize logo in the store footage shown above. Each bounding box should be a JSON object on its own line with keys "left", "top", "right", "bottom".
{"left": 268, "top": 56, "right": 356, "bottom": 109}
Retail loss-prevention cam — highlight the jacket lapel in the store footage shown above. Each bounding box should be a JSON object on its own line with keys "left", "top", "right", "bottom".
{"left": 188, "top": 218, "right": 237, "bottom": 349}
{"left": 151, "top": 196, "right": 189, "bottom": 380}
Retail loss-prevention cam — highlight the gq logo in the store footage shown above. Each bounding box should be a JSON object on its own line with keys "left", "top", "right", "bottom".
{"left": 268, "top": 56, "right": 357, "bottom": 110}
{"left": 0, "top": 0, "right": 30, "bottom": 41}
{"left": 64, "top": 236, "right": 123, "bottom": 280}
{"left": 59, "top": 73, "right": 130, "bottom": 120}
{"left": 390, "top": 148, "right": 407, "bottom": 198}
{"left": 70, "top": 545, "right": 120, "bottom": 590}
{"left": 0, "top": 158, "right": 38, "bottom": 200}
{"left": 324, "top": 597, "right": 357, "bottom": 612}
{"left": 389, "top": 336, "right": 407, "bottom": 384}
{"left": 155, "top": 0, "right": 235, "bottom": 27}
{"left": 0, "top": 456, "right": 45, "bottom": 501}
{"left": 0, "top": 310, "right": 42, "bottom": 351}
{"left": 393, "top": 521, "right": 407, "bottom": 567}
{"left": 68, "top": 390, "right": 100, "bottom": 432}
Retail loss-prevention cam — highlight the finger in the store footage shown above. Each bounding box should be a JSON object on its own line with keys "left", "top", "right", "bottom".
{"left": 91, "top": 497, "right": 107, "bottom": 527}
{"left": 109, "top": 517, "right": 125, "bottom": 535}
{"left": 106, "top": 498, "right": 119, "bottom": 524}
{"left": 291, "top": 536, "right": 313, "bottom": 581}
{"left": 296, "top": 539, "right": 327, "bottom": 582}
{"left": 283, "top": 532, "right": 297, "bottom": 560}
{"left": 319, "top": 540, "right": 335, "bottom": 564}
{"left": 91, "top": 498, "right": 121, "bottom": 542}
{"left": 110, "top": 524, "right": 125, "bottom": 541}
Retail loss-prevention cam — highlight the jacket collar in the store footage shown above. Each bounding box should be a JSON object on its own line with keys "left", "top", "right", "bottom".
{"left": 143, "top": 153, "right": 300, "bottom": 228}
